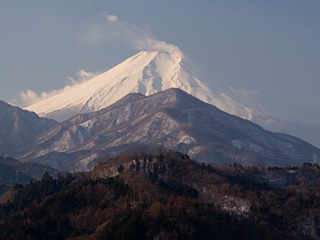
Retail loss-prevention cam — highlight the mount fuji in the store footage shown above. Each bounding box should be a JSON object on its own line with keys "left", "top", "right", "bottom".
{"left": 25, "top": 49, "right": 320, "bottom": 147}
{"left": 25, "top": 50, "right": 257, "bottom": 122}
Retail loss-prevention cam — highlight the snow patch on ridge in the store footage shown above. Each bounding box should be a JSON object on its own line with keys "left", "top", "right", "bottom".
{"left": 178, "top": 134, "right": 196, "bottom": 145}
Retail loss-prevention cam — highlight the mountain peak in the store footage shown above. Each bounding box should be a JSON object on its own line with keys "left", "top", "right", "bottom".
{"left": 25, "top": 50, "right": 254, "bottom": 122}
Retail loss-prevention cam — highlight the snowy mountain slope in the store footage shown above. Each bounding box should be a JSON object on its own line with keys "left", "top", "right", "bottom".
{"left": 0, "top": 101, "right": 58, "bottom": 155}
{"left": 16, "top": 89, "right": 320, "bottom": 172}
{"left": 25, "top": 50, "right": 257, "bottom": 122}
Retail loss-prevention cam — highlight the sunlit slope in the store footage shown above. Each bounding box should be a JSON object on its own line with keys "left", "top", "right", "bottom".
{"left": 26, "top": 51, "right": 256, "bottom": 122}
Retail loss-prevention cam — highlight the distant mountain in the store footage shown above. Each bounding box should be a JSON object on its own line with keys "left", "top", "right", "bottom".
{"left": 15, "top": 89, "right": 320, "bottom": 172}
{"left": 0, "top": 101, "right": 58, "bottom": 155}
{"left": 0, "top": 155, "right": 58, "bottom": 185}
{"left": 25, "top": 50, "right": 257, "bottom": 122}
{"left": 253, "top": 115, "right": 320, "bottom": 149}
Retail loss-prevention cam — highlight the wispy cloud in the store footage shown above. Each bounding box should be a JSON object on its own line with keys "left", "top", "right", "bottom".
{"left": 67, "top": 69, "right": 100, "bottom": 85}
{"left": 134, "top": 37, "right": 182, "bottom": 55}
{"left": 82, "top": 13, "right": 181, "bottom": 54}
{"left": 228, "top": 86, "right": 260, "bottom": 101}
{"left": 227, "top": 86, "right": 261, "bottom": 108}
{"left": 105, "top": 14, "right": 118, "bottom": 23}
{"left": 20, "top": 69, "right": 99, "bottom": 106}
{"left": 20, "top": 89, "right": 67, "bottom": 106}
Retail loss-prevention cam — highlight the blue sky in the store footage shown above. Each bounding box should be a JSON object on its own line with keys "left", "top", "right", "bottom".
{"left": 1, "top": 1, "right": 320, "bottom": 124}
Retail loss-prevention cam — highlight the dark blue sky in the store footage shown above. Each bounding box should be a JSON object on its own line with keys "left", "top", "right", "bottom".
{"left": 1, "top": 0, "right": 319, "bottom": 124}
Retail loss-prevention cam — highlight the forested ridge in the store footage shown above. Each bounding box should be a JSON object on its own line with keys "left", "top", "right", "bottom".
{"left": 0, "top": 149, "right": 320, "bottom": 239}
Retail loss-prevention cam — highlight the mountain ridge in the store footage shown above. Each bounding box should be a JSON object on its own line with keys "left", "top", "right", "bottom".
{"left": 15, "top": 88, "right": 320, "bottom": 172}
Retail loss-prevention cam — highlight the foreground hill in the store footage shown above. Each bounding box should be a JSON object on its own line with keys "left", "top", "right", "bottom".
{"left": 1, "top": 149, "right": 319, "bottom": 239}
{"left": 14, "top": 88, "right": 320, "bottom": 172}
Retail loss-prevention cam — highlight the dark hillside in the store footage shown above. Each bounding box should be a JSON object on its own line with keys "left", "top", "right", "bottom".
{"left": 0, "top": 149, "right": 319, "bottom": 239}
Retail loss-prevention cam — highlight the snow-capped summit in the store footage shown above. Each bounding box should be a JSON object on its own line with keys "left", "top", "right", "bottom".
{"left": 25, "top": 50, "right": 257, "bottom": 122}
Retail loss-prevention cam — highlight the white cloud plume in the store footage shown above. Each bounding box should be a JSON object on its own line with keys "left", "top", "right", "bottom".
{"left": 20, "top": 69, "right": 99, "bottom": 106}
{"left": 67, "top": 69, "right": 100, "bottom": 85}
{"left": 134, "top": 37, "right": 182, "bottom": 55}
{"left": 20, "top": 88, "right": 69, "bottom": 106}
{"left": 82, "top": 13, "right": 182, "bottom": 55}
{"left": 20, "top": 90, "right": 41, "bottom": 106}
